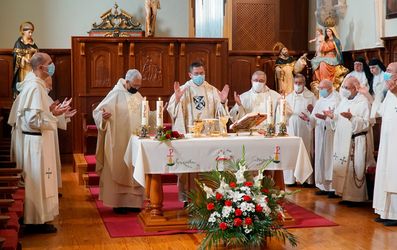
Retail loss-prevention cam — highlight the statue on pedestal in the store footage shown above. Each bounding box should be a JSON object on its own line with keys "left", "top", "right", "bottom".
{"left": 145, "top": 0, "right": 160, "bottom": 37}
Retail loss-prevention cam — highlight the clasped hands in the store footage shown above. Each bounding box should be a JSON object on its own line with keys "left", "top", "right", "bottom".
{"left": 50, "top": 97, "right": 77, "bottom": 118}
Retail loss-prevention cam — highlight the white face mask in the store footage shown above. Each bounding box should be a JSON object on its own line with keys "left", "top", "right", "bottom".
{"left": 340, "top": 87, "right": 351, "bottom": 99}
{"left": 252, "top": 81, "right": 264, "bottom": 93}
{"left": 294, "top": 84, "right": 303, "bottom": 93}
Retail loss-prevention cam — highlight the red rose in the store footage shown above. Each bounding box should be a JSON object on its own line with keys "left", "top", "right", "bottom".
{"left": 235, "top": 208, "right": 242, "bottom": 216}
{"left": 171, "top": 131, "right": 180, "bottom": 138}
{"left": 277, "top": 212, "right": 283, "bottom": 220}
{"left": 229, "top": 182, "right": 236, "bottom": 188}
{"left": 243, "top": 195, "right": 251, "bottom": 201}
{"left": 219, "top": 222, "right": 228, "bottom": 230}
{"left": 255, "top": 204, "right": 263, "bottom": 213}
{"left": 261, "top": 188, "right": 269, "bottom": 194}
{"left": 245, "top": 217, "right": 253, "bottom": 225}
{"left": 233, "top": 218, "right": 242, "bottom": 227}
{"left": 265, "top": 197, "right": 269, "bottom": 203}
{"left": 224, "top": 200, "right": 232, "bottom": 206}
{"left": 216, "top": 192, "right": 223, "bottom": 200}
{"left": 244, "top": 181, "right": 253, "bottom": 187}
{"left": 207, "top": 202, "right": 215, "bottom": 211}
{"left": 165, "top": 133, "right": 172, "bottom": 139}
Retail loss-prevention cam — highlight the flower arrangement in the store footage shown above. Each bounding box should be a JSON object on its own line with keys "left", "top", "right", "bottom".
{"left": 186, "top": 147, "right": 297, "bottom": 249}
{"left": 158, "top": 130, "right": 185, "bottom": 141}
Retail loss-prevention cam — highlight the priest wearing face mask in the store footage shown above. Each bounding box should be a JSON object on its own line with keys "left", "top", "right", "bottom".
{"left": 283, "top": 74, "right": 316, "bottom": 185}
{"left": 8, "top": 52, "right": 70, "bottom": 233}
{"left": 230, "top": 70, "right": 282, "bottom": 127}
{"left": 93, "top": 69, "right": 147, "bottom": 214}
{"left": 301, "top": 79, "right": 341, "bottom": 197}
{"left": 167, "top": 61, "right": 229, "bottom": 134}
{"left": 325, "top": 76, "right": 371, "bottom": 205}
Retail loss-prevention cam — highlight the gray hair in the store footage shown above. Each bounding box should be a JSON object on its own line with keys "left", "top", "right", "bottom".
{"left": 251, "top": 70, "right": 267, "bottom": 80}
{"left": 294, "top": 73, "right": 306, "bottom": 83}
{"left": 125, "top": 69, "right": 142, "bottom": 81}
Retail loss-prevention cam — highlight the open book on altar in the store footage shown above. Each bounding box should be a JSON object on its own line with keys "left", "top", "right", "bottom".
{"left": 229, "top": 113, "right": 267, "bottom": 131}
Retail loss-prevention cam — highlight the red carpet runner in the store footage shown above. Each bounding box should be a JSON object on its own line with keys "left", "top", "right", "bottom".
{"left": 89, "top": 185, "right": 337, "bottom": 238}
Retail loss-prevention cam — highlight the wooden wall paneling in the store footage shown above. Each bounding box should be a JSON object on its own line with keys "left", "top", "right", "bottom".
{"left": 279, "top": 0, "right": 309, "bottom": 51}
{"left": 232, "top": 0, "right": 279, "bottom": 51}
{"left": 0, "top": 52, "right": 14, "bottom": 109}
{"left": 133, "top": 41, "right": 176, "bottom": 103}
{"left": 381, "top": 36, "right": 397, "bottom": 66}
{"left": 228, "top": 55, "right": 258, "bottom": 103}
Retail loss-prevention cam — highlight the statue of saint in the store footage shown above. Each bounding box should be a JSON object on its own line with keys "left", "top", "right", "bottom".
{"left": 12, "top": 21, "right": 38, "bottom": 95}
{"left": 145, "top": 0, "right": 160, "bottom": 37}
{"left": 274, "top": 43, "right": 307, "bottom": 95}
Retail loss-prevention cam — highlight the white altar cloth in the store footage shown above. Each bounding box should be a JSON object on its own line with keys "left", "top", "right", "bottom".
{"left": 124, "top": 134, "right": 313, "bottom": 187}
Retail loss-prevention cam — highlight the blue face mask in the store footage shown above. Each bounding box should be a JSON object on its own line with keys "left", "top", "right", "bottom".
{"left": 319, "top": 89, "right": 329, "bottom": 98}
{"left": 384, "top": 72, "right": 393, "bottom": 81}
{"left": 192, "top": 75, "right": 205, "bottom": 86}
{"left": 46, "top": 63, "right": 56, "bottom": 77}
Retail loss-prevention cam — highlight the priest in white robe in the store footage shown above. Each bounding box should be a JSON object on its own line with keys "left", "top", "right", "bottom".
{"left": 327, "top": 76, "right": 371, "bottom": 203}
{"left": 229, "top": 70, "right": 282, "bottom": 127}
{"left": 167, "top": 61, "right": 229, "bottom": 202}
{"left": 167, "top": 61, "right": 229, "bottom": 134}
{"left": 304, "top": 79, "right": 341, "bottom": 196}
{"left": 373, "top": 62, "right": 397, "bottom": 226}
{"left": 8, "top": 52, "right": 69, "bottom": 233}
{"left": 283, "top": 74, "right": 316, "bottom": 185}
{"left": 93, "top": 69, "right": 146, "bottom": 214}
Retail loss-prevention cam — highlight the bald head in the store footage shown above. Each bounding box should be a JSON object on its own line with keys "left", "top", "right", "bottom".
{"left": 30, "top": 52, "right": 51, "bottom": 70}
{"left": 387, "top": 62, "right": 397, "bottom": 74}
{"left": 342, "top": 76, "right": 359, "bottom": 98}
{"left": 319, "top": 79, "right": 333, "bottom": 89}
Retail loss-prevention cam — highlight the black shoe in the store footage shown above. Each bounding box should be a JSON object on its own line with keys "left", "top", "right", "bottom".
{"left": 302, "top": 183, "right": 315, "bottom": 188}
{"left": 24, "top": 224, "right": 57, "bottom": 234}
{"left": 327, "top": 192, "right": 341, "bottom": 198}
{"left": 374, "top": 217, "right": 389, "bottom": 223}
{"left": 338, "top": 200, "right": 350, "bottom": 205}
{"left": 383, "top": 220, "right": 397, "bottom": 226}
{"left": 315, "top": 190, "right": 329, "bottom": 195}
{"left": 286, "top": 183, "right": 297, "bottom": 187}
{"left": 125, "top": 207, "right": 141, "bottom": 213}
{"left": 113, "top": 207, "right": 128, "bottom": 214}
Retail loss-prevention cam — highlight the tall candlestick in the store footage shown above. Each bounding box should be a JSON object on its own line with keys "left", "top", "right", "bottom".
{"left": 280, "top": 96, "right": 286, "bottom": 123}
{"left": 141, "top": 97, "right": 149, "bottom": 126}
{"left": 267, "top": 98, "right": 273, "bottom": 124}
{"left": 156, "top": 97, "right": 164, "bottom": 127}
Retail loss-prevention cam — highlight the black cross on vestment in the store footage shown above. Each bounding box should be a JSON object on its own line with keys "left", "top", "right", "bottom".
{"left": 46, "top": 168, "right": 52, "bottom": 179}
{"left": 339, "top": 156, "right": 347, "bottom": 165}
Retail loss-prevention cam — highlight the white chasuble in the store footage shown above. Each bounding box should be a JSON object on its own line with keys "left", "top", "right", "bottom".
{"left": 167, "top": 80, "right": 228, "bottom": 134}
{"left": 229, "top": 87, "right": 281, "bottom": 127}
{"left": 94, "top": 79, "right": 145, "bottom": 208}
{"left": 373, "top": 91, "right": 397, "bottom": 219}
{"left": 331, "top": 94, "right": 370, "bottom": 201}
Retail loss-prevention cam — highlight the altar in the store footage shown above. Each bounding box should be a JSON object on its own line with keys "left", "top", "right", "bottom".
{"left": 124, "top": 134, "right": 312, "bottom": 232}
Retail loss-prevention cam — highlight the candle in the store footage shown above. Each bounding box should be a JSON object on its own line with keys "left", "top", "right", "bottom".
{"left": 267, "top": 98, "right": 273, "bottom": 124}
{"left": 141, "top": 97, "right": 149, "bottom": 126}
{"left": 280, "top": 96, "right": 286, "bottom": 123}
{"left": 156, "top": 97, "right": 164, "bottom": 127}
